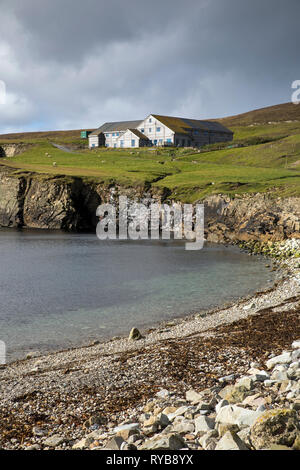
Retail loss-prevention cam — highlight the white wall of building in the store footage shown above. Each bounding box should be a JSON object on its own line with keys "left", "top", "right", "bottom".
{"left": 89, "top": 135, "right": 100, "bottom": 148}
{"left": 116, "top": 130, "right": 140, "bottom": 148}
{"left": 104, "top": 131, "right": 126, "bottom": 148}
{"left": 137, "top": 115, "right": 174, "bottom": 146}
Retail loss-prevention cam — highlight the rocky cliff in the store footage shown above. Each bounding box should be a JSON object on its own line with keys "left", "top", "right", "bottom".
{"left": 0, "top": 166, "right": 299, "bottom": 241}
{"left": 204, "top": 194, "right": 300, "bottom": 243}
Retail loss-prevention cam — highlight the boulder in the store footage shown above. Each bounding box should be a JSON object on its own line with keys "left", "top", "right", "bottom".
{"left": 250, "top": 409, "right": 300, "bottom": 450}
{"left": 235, "top": 376, "right": 254, "bottom": 391}
{"left": 215, "top": 431, "right": 249, "bottom": 450}
{"left": 139, "top": 433, "right": 185, "bottom": 450}
{"left": 194, "top": 416, "right": 215, "bottom": 435}
{"left": 167, "top": 406, "right": 190, "bottom": 422}
{"left": 113, "top": 423, "right": 140, "bottom": 434}
{"left": 266, "top": 352, "right": 292, "bottom": 370}
{"left": 155, "top": 389, "right": 170, "bottom": 399}
{"left": 172, "top": 419, "right": 195, "bottom": 434}
{"left": 128, "top": 328, "right": 142, "bottom": 341}
{"left": 215, "top": 399, "right": 229, "bottom": 414}
{"left": 73, "top": 436, "right": 94, "bottom": 450}
{"left": 186, "top": 389, "right": 202, "bottom": 404}
{"left": 221, "top": 384, "right": 252, "bottom": 404}
{"left": 43, "top": 434, "right": 65, "bottom": 448}
{"left": 104, "top": 436, "right": 125, "bottom": 450}
{"left": 216, "top": 405, "right": 263, "bottom": 430}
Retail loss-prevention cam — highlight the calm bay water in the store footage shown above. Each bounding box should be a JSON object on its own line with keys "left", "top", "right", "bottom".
{"left": 0, "top": 229, "right": 275, "bottom": 361}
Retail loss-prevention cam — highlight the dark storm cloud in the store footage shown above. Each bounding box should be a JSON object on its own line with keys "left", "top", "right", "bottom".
{"left": 0, "top": 0, "right": 299, "bottom": 133}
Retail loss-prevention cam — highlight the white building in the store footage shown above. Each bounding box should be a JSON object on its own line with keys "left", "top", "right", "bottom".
{"left": 89, "top": 114, "right": 233, "bottom": 149}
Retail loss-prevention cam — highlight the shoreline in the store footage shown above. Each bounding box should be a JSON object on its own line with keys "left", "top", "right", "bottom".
{"left": 0, "top": 242, "right": 299, "bottom": 450}
{"left": 7, "top": 254, "right": 296, "bottom": 366}
{"left": 5, "top": 248, "right": 280, "bottom": 365}
{"left": 2, "top": 241, "right": 297, "bottom": 366}
{"left": 2, "top": 237, "right": 278, "bottom": 364}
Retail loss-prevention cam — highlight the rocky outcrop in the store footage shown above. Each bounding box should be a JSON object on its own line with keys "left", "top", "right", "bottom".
{"left": 0, "top": 143, "right": 33, "bottom": 158}
{"left": 0, "top": 171, "right": 26, "bottom": 227}
{"left": 0, "top": 167, "right": 299, "bottom": 241}
{"left": 0, "top": 168, "right": 155, "bottom": 231}
{"left": 204, "top": 194, "right": 300, "bottom": 243}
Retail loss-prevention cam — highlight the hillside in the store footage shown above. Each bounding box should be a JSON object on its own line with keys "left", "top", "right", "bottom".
{"left": 219, "top": 102, "right": 300, "bottom": 127}
{"left": 0, "top": 102, "right": 300, "bottom": 201}
{"left": 0, "top": 129, "right": 93, "bottom": 145}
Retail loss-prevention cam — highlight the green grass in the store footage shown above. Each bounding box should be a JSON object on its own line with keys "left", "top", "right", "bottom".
{"left": 1, "top": 103, "right": 300, "bottom": 201}
{"left": 153, "top": 164, "right": 300, "bottom": 202}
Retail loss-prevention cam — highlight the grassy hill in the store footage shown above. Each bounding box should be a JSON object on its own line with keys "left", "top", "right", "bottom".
{"left": 0, "top": 102, "right": 300, "bottom": 201}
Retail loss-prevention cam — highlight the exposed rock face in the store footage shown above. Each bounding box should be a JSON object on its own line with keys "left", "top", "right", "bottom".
{"left": 0, "top": 166, "right": 299, "bottom": 241}
{"left": 204, "top": 194, "right": 300, "bottom": 242}
{"left": 0, "top": 143, "right": 33, "bottom": 158}
{"left": 0, "top": 171, "right": 26, "bottom": 227}
{"left": 0, "top": 168, "right": 152, "bottom": 231}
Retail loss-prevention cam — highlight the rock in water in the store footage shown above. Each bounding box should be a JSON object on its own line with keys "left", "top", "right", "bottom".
{"left": 129, "top": 328, "right": 142, "bottom": 341}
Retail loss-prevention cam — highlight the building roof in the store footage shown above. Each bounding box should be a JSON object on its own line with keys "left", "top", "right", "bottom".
{"left": 128, "top": 129, "right": 150, "bottom": 140}
{"left": 151, "top": 115, "right": 233, "bottom": 135}
{"left": 90, "top": 120, "right": 143, "bottom": 135}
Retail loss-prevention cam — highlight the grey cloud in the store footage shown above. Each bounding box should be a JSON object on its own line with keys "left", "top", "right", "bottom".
{"left": 0, "top": 0, "right": 299, "bottom": 133}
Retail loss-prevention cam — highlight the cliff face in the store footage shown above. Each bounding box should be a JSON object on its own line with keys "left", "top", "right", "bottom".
{"left": 0, "top": 143, "right": 33, "bottom": 158}
{"left": 0, "top": 167, "right": 299, "bottom": 241}
{"left": 204, "top": 194, "right": 300, "bottom": 243}
{"left": 0, "top": 168, "right": 158, "bottom": 231}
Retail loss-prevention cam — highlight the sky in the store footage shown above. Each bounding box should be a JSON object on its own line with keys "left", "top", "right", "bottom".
{"left": 0, "top": 0, "right": 299, "bottom": 133}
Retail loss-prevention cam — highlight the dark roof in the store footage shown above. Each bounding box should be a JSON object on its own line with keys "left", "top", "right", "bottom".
{"left": 90, "top": 120, "right": 143, "bottom": 135}
{"left": 128, "top": 129, "right": 150, "bottom": 140}
{"left": 151, "top": 115, "right": 233, "bottom": 135}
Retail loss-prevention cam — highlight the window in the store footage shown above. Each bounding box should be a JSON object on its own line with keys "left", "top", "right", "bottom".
{"left": 131, "top": 140, "right": 135, "bottom": 147}
{"left": 149, "top": 118, "right": 152, "bottom": 123}
{"left": 156, "top": 127, "right": 161, "bottom": 132}
{"left": 166, "top": 138, "right": 172, "bottom": 144}
{"left": 159, "top": 139, "right": 163, "bottom": 144}
{"left": 140, "top": 128, "right": 144, "bottom": 133}
{"left": 120, "top": 141, "right": 124, "bottom": 148}
{"left": 112, "top": 133, "right": 115, "bottom": 136}
{"left": 114, "top": 143, "right": 117, "bottom": 148}
{"left": 149, "top": 128, "right": 152, "bottom": 133}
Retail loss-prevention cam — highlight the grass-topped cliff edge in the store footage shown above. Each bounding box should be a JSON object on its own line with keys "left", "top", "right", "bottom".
{"left": 1, "top": 102, "right": 300, "bottom": 203}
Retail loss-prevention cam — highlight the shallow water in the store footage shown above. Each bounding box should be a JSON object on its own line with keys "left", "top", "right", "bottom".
{"left": 0, "top": 229, "right": 275, "bottom": 361}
